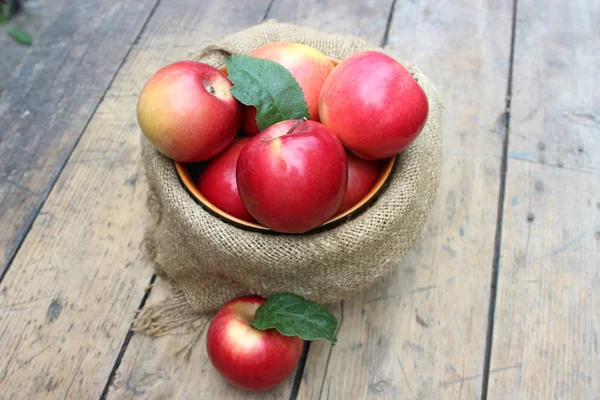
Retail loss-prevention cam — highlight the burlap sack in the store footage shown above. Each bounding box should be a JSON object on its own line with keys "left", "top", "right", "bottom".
{"left": 135, "top": 21, "right": 443, "bottom": 336}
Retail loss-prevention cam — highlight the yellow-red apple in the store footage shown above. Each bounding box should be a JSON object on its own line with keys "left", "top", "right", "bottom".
{"left": 237, "top": 119, "right": 347, "bottom": 233}
{"left": 241, "top": 42, "right": 334, "bottom": 136}
{"left": 196, "top": 137, "right": 255, "bottom": 222}
{"left": 137, "top": 61, "right": 242, "bottom": 162}
{"left": 337, "top": 151, "right": 381, "bottom": 214}
{"left": 319, "top": 51, "right": 429, "bottom": 160}
{"left": 206, "top": 295, "right": 304, "bottom": 391}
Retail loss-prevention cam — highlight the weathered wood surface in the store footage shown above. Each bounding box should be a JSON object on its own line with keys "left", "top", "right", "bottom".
{"left": 0, "top": 0, "right": 164, "bottom": 398}
{"left": 299, "top": 1, "right": 514, "bottom": 398}
{"left": 503, "top": 0, "right": 600, "bottom": 173}
{"left": 267, "top": 0, "right": 394, "bottom": 44}
{"left": 0, "top": 0, "right": 158, "bottom": 277}
{"left": 488, "top": 0, "right": 600, "bottom": 398}
{"left": 106, "top": 1, "right": 396, "bottom": 398}
{"left": 0, "top": 89, "right": 154, "bottom": 396}
{"left": 1, "top": 0, "right": 598, "bottom": 398}
{"left": 0, "top": 0, "right": 69, "bottom": 91}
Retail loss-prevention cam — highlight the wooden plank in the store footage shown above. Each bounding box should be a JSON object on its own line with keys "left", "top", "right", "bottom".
{"left": 106, "top": 1, "right": 396, "bottom": 399}
{"left": 0, "top": 7, "right": 164, "bottom": 399}
{"left": 503, "top": 0, "right": 600, "bottom": 173}
{"left": 298, "top": 1, "right": 514, "bottom": 398}
{"left": 489, "top": 163, "right": 599, "bottom": 399}
{"left": 267, "top": 0, "right": 394, "bottom": 44}
{"left": 0, "top": 0, "right": 157, "bottom": 277}
{"left": 488, "top": 0, "right": 600, "bottom": 397}
{"left": 0, "top": 0, "right": 69, "bottom": 91}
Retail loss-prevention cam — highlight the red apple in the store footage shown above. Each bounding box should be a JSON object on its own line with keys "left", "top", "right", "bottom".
{"left": 337, "top": 151, "right": 381, "bottom": 214}
{"left": 206, "top": 295, "right": 304, "bottom": 391}
{"left": 319, "top": 51, "right": 429, "bottom": 160}
{"left": 237, "top": 119, "right": 347, "bottom": 233}
{"left": 137, "top": 61, "right": 242, "bottom": 162}
{"left": 196, "top": 137, "right": 255, "bottom": 222}
{"left": 241, "top": 42, "right": 334, "bottom": 136}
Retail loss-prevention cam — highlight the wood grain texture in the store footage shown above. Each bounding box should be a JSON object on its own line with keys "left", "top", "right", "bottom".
{"left": 0, "top": 1, "right": 166, "bottom": 398}
{"left": 0, "top": 0, "right": 157, "bottom": 277}
{"left": 298, "top": 1, "right": 514, "bottom": 398}
{"left": 267, "top": 0, "right": 394, "bottom": 44}
{"left": 504, "top": 0, "right": 600, "bottom": 174}
{"left": 489, "top": 162, "right": 599, "bottom": 399}
{"left": 0, "top": 0, "right": 69, "bottom": 91}
{"left": 0, "top": 61, "right": 155, "bottom": 397}
{"left": 488, "top": 0, "right": 600, "bottom": 397}
{"left": 102, "top": 1, "right": 302, "bottom": 399}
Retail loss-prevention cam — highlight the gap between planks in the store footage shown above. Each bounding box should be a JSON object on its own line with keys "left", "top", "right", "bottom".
{"left": 99, "top": 276, "right": 156, "bottom": 400}
{"left": 380, "top": 0, "right": 398, "bottom": 48}
{"left": 481, "top": 0, "right": 519, "bottom": 398}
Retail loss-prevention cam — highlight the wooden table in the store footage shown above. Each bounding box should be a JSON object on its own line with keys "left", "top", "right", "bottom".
{"left": 0, "top": 1, "right": 598, "bottom": 398}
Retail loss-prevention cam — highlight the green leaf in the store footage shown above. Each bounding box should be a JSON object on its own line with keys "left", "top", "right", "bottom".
{"left": 225, "top": 55, "right": 309, "bottom": 131}
{"left": 6, "top": 28, "right": 33, "bottom": 45}
{"left": 0, "top": 3, "right": 11, "bottom": 25}
{"left": 251, "top": 293, "right": 338, "bottom": 342}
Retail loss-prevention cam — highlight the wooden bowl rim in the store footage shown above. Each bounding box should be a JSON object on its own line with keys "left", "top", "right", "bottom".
{"left": 175, "top": 154, "right": 396, "bottom": 233}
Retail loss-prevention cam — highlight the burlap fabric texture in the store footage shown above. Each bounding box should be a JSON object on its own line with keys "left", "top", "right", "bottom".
{"left": 135, "top": 21, "right": 443, "bottom": 336}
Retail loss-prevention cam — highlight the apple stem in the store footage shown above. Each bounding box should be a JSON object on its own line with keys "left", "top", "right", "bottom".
{"left": 286, "top": 117, "right": 308, "bottom": 135}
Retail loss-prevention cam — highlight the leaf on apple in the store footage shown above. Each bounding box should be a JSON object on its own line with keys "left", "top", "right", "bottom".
{"left": 251, "top": 293, "right": 338, "bottom": 342}
{"left": 225, "top": 55, "right": 309, "bottom": 131}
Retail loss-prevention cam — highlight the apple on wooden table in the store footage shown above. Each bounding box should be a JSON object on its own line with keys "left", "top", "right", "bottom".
{"left": 137, "top": 61, "right": 242, "bottom": 162}
{"left": 206, "top": 296, "right": 303, "bottom": 391}
{"left": 207, "top": 293, "right": 338, "bottom": 391}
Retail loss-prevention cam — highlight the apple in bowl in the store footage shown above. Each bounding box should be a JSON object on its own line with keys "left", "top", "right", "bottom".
{"left": 196, "top": 137, "right": 255, "bottom": 223}
{"left": 319, "top": 51, "right": 429, "bottom": 160}
{"left": 338, "top": 151, "right": 381, "bottom": 214}
{"left": 237, "top": 119, "right": 348, "bottom": 234}
{"left": 137, "top": 61, "right": 242, "bottom": 162}
{"left": 241, "top": 42, "right": 334, "bottom": 136}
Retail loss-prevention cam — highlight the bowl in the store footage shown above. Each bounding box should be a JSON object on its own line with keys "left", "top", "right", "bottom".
{"left": 174, "top": 57, "right": 397, "bottom": 233}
